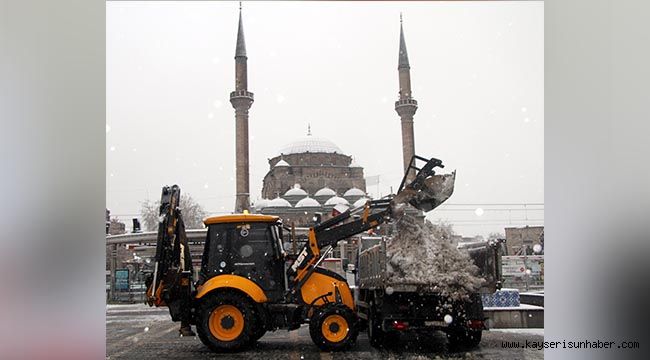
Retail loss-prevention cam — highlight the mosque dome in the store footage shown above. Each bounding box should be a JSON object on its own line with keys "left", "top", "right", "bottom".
{"left": 314, "top": 187, "right": 336, "bottom": 197}
{"left": 254, "top": 198, "right": 270, "bottom": 209}
{"left": 284, "top": 186, "right": 308, "bottom": 197}
{"left": 267, "top": 197, "right": 292, "bottom": 208}
{"left": 343, "top": 188, "right": 366, "bottom": 197}
{"left": 324, "top": 196, "right": 350, "bottom": 206}
{"left": 295, "top": 197, "right": 320, "bottom": 208}
{"left": 279, "top": 136, "right": 343, "bottom": 155}
{"left": 353, "top": 197, "right": 370, "bottom": 208}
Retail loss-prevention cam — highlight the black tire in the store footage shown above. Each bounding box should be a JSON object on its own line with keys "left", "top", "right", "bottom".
{"left": 196, "top": 291, "right": 257, "bottom": 352}
{"left": 447, "top": 328, "right": 482, "bottom": 349}
{"left": 368, "top": 310, "right": 384, "bottom": 348}
{"left": 309, "top": 304, "right": 359, "bottom": 351}
{"left": 251, "top": 324, "right": 266, "bottom": 342}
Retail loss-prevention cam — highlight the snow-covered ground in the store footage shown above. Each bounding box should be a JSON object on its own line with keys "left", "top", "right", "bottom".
{"left": 484, "top": 303, "right": 544, "bottom": 310}
{"left": 491, "top": 328, "right": 545, "bottom": 336}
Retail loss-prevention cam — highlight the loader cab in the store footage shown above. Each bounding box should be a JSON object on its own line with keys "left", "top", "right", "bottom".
{"left": 200, "top": 214, "right": 286, "bottom": 301}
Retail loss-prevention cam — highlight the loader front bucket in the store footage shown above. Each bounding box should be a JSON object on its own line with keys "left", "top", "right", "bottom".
{"left": 409, "top": 170, "right": 456, "bottom": 212}
{"left": 391, "top": 156, "right": 456, "bottom": 213}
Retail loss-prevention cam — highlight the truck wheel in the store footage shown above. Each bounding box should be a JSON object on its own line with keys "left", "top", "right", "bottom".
{"left": 447, "top": 329, "right": 482, "bottom": 349}
{"left": 368, "top": 307, "right": 384, "bottom": 348}
{"left": 309, "top": 304, "right": 359, "bottom": 351}
{"left": 196, "top": 291, "right": 257, "bottom": 352}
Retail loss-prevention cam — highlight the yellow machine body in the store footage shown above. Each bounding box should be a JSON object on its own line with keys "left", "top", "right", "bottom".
{"left": 300, "top": 271, "right": 355, "bottom": 311}
{"left": 195, "top": 274, "right": 269, "bottom": 303}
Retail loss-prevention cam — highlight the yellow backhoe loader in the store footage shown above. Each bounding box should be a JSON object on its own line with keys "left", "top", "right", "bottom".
{"left": 145, "top": 155, "right": 455, "bottom": 352}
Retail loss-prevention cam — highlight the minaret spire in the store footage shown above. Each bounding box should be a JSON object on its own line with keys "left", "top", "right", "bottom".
{"left": 394, "top": 14, "right": 418, "bottom": 181}
{"left": 398, "top": 13, "right": 410, "bottom": 70}
{"left": 235, "top": 3, "right": 247, "bottom": 59}
{"left": 231, "top": 4, "right": 254, "bottom": 213}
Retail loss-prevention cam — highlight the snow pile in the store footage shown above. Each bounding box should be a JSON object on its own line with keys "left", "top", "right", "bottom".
{"left": 385, "top": 214, "right": 485, "bottom": 300}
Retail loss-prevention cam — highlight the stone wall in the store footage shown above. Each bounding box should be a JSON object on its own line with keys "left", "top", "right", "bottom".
{"left": 262, "top": 152, "right": 366, "bottom": 199}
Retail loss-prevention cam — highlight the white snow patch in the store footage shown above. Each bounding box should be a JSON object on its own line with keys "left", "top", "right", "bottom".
{"left": 491, "top": 328, "right": 544, "bottom": 336}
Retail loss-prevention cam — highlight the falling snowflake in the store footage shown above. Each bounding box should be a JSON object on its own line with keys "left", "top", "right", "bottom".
{"left": 474, "top": 208, "right": 484, "bottom": 217}
{"left": 444, "top": 314, "right": 453, "bottom": 324}
{"left": 110, "top": 146, "right": 116, "bottom": 152}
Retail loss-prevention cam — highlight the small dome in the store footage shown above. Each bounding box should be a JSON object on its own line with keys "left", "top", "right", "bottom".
{"left": 353, "top": 197, "right": 370, "bottom": 208}
{"left": 275, "top": 159, "right": 290, "bottom": 167}
{"left": 344, "top": 187, "right": 365, "bottom": 197}
{"left": 296, "top": 197, "right": 320, "bottom": 208}
{"left": 325, "top": 196, "right": 350, "bottom": 206}
{"left": 267, "top": 197, "right": 292, "bottom": 208}
{"left": 284, "top": 187, "right": 308, "bottom": 196}
{"left": 314, "top": 187, "right": 336, "bottom": 197}
{"left": 279, "top": 136, "right": 343, "bottom": 155}
{"left": 254, "top": 198, "right": 270, "bottom": 209}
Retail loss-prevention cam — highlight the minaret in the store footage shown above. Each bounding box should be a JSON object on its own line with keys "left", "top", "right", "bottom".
{"left": 231, "top": 3, "right": 254, "bottom": 213}
{"left": 394, "top": 14, "right": 418, "bottom": 182}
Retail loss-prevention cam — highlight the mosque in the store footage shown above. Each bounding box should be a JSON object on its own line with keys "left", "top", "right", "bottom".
{"left": 229, "top": 8, "right": 419, "bottom": 227}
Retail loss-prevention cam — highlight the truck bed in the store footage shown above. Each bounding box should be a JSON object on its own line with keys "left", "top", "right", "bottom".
{"left": 358, "top": 238, "right": 501, "bottom": 293}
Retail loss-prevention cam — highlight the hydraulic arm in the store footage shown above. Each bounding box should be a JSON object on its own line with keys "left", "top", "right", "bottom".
{"left": 287, "top": 155, "right": 456, "bottom": 292}
{"left": 146, "top": 185, "right": 193, "bottom": 324}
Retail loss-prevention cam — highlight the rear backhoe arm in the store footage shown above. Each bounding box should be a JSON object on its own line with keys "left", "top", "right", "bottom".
{"left": 146, "top": 185, "right": 193, "bottom": 310}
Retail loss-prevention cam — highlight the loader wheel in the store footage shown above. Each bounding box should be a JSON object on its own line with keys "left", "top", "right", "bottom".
{"left": 196, "top": 291, "right": 256, "bottom": 352}
{"left": 309, "top": 304, "right": 358, "bottom": 351}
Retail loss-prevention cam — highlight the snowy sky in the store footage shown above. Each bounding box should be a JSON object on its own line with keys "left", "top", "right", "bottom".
{"left": 106, "top": 1, "right": 543, "bottom": 237}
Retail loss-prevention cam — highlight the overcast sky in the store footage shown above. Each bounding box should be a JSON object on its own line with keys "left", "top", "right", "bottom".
{"left": 106, "top": 1, "right": 543, "bottom": 237}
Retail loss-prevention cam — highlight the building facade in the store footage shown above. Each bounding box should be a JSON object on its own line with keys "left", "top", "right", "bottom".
{"left": 256, "top": 133, "right": 369, "bottom": 227}
{"left": 505, "top": 225, "right": 544, "bottom": 255}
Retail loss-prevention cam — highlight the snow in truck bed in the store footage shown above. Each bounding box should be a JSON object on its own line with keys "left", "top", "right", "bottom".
{"left": 384, "top": 214, "right": 485, "bottom": 300}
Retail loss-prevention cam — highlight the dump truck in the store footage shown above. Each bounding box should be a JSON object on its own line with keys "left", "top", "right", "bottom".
{"left": 145, "top": 155, "right": 456, "bottom": 352}
{"left": 356, "top": 224, "right": 503, "bottom": 348}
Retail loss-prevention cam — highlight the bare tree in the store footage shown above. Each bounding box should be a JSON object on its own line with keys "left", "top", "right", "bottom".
{"left": 140, "top": 193, "right": 208, "bottom": 231}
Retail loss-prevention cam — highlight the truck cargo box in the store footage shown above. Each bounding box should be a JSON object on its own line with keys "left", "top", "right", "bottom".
{"left": 358, "top": 237, "right": 502, "bottom": 294}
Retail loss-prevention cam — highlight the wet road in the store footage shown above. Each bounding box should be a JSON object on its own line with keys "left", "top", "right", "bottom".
{"left": 107, "top": 304, "right": 544, "bottom": 359}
